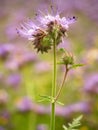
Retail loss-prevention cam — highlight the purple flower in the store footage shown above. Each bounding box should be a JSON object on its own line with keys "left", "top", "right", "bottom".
{"left": 15, "top": 96, "right": 33, "bottom": 112}
{"left": 17, "top": 14, "right": 76, "bottom": 40}
{"left": 0, "top": 110, "right": 10, "bottom": 119}
{"left": 17, "top": 9, "right": 76, "bottom": 53}
{"left": 6, "top": 74, "right": 21, "bottom": 88}
{"left": 5, "top": 46, "right": 37, "bottom": 70}
{"left": 0, "top": 44, "right": 13, "bottom": 59}
{"left": 0, "top": 127, "right": 5, "bottom": 130}
{"left": 66, "top": 102, "right": 90, "bottom": 113}
{"left": 17, "top": 22, "right": 39, "bottom": 40}
{"left": 39, "top": 14, "right": 76, "bottom": 29}
{"left": 37, "top": 124, "right": 48, "bottom": 130}
{"left": 84, "top": 74, "right": 98, "bottom": 94}
{"left": 56, "top": 102, "right": 90, "bottom": 117}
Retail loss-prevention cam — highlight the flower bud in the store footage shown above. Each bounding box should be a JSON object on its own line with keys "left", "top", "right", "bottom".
{"left": 62, "top": 52, "right": 74, "bottom": 65}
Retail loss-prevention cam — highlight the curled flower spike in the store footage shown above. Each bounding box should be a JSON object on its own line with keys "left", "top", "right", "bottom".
{"left": 17, "top": 12, "right": 76, "bottom": 53}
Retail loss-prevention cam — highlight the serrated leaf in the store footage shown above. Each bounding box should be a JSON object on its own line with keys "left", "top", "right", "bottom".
{"left": 68, "top": 123, "right": 72, "bottom": 127}
{"left": 63, "top": 125, "right": 68, "bottom": 130}
{"left": 76, "top": 115, "right": 83, "bottom": 120}
{"left": 63, "top": 115, "right": 83, "bottom": 130}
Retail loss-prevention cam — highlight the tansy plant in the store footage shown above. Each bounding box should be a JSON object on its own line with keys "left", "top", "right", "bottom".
{"left": 17, "top": 4, "right": 83, "bottom": 130}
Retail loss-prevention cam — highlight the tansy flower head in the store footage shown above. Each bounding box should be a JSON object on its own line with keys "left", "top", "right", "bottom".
{"left": 17, "top": 9, "right": 76, "bottom": 53}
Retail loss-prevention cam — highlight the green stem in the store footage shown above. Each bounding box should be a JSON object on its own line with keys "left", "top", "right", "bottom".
{"left": 50, "top": 38, "right": 57, "bottom": 130}
{"left": 54, "top": 65, "right": 69, "bottom": 103}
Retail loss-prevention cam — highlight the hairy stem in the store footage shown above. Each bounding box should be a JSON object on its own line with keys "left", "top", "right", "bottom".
{"left": 54, "top": 65, "right": 69, "bottom": 103}
{"left": 50, "top": 38, "right": 57, "bottom": 130}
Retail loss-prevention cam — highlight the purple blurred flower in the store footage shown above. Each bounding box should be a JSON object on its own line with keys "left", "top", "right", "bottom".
{"left": 74, "top": 0, "right": 98, "bottom": 22}
{"left": 56, "top": 102, "right": 90, "bottom": 117}
{"left": 6, "top": 24, "right": 18, "bottom": 40}
{"left": 6, "top": 73, "right": 21, "bottom": 88}
{"left": 27, "top": 101, "right": 90, "bottom": 117}
{"left": 15, "top": 96, "right": 33, "bottom": 112}
{"left": 0, "top": 44, "right": 13, "bottom": 59}
{"left": 0, "top": 110, "right": 10, "bottom": 119}
{"left": 5, "top": 46, "right": 37, "bottom": 70}
{"left": 37, "top": 124, "right": 48, "bottom": 130}
{"left": 5, "top": 10, "right": 27, "bottom": 40}
{"left": 84, "top": 74, "right": 98, "bottom": 94}
{"left": 0, "top": 127, "right": 5, "bottom": 130}
{"left": 66, "top": 102, "right": 90, "bottom": 113}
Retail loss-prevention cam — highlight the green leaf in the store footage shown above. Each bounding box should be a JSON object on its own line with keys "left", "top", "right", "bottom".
{"left": 38, "top": 95, "right": 56, "bottom": 103}
{"left": 37, "top": 99, "right": 47, "bottom": 102}
{"left": 56, "top": 101, "right": 64, "bottom": 105}
{"left": 57, "top": 61, "right": 65, "bottom": 65}
{"left": 70, "top": 64, "right": 84, "bottom": 69}
{"left": 39, "top": 95, "right": 51, "bottom": 99}
{"left": 37, "top": 95, "right": 51, "bottom": 103}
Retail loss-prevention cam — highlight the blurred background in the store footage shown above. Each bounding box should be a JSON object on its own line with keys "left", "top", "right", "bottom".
{"left": 0, "top": 0, "right": 98, "bottom": 130}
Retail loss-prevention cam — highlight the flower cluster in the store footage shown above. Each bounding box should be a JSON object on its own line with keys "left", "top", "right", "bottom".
{"left": 17, "top": 13, "right": 76, "bottom": 53}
